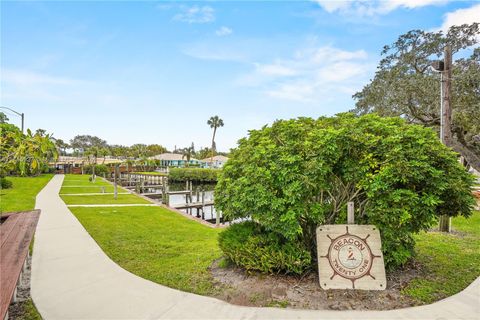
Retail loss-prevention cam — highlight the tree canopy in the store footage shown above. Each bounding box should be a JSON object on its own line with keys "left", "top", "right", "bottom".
{"left": 0, "top": 112, "right": 9, "bottom": 124}
{"left": 0, "top": 123, "right": 58, "bottom": 176}
{"left": 70, "top": 135, "right": 108, "bottom": 153}
{"left": 352, "top": 23, "right": 479, "bottom": 170}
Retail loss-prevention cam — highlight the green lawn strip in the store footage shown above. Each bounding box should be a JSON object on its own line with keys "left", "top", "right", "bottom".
{"left": 70, "top": 206, "right": 222, "bottom": 294}
{"left": 61, "top": 174, "right": 124, "bottom": 192}
{"left": 60, "top": 194, "right": 150, "bottom": 205}
{"left": 62, "top": 179, "right": 111, "bottom": 187}
{"left": 62, "top": 174, "right": 111, "bottom": 185}
{"left": 402, "top": 211, "right": 480, "bottom": 303}
{"left": 0, "top": 174, "right": 53, "bottom": 213}
{"left": 60, "top": 185, "right": 128, "bottom": 194}
{"left": 62, "top": 180, "right": 111, "bottom": 186}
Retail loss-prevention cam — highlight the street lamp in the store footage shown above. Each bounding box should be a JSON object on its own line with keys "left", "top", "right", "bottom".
{"left": 431, "top": 45, "right": 453, "bottom": 233}
{"left": 430, "top": 60, "right": 445, "bottom": 142}
{"left": 0, "top": 106, "right": 24, "bottom": 133}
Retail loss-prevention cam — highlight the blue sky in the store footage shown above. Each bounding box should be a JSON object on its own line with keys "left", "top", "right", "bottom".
{"left": 1, "top": 1, "right": 479, "bottom": 151}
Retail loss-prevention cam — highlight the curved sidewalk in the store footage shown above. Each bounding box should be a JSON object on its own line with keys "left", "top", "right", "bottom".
{"left": 32, "top": 175, "right": 479, "bottom": 319}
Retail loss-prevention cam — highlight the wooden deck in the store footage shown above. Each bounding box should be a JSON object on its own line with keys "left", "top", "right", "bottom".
{"left": 1, "top": 210, "right": 41, "bottom": 320}
{"left": 172, "top": 201, "right": 214, "bottom": 210}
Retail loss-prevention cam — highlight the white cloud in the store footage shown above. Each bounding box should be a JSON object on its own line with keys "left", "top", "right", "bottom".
{"left": 0, "top": 69, "right": 127, "bottom": 107}
{"left": 173, "top": 5, "right": 215, "bottom": 24}
{"left": 316, "top": 1, "right": 351, "bottom": 13}
{"left": 256, "top": 63, "right": 297, "bottom": 76}
{"left": 1, "top": 69, "right": 81, "bottom": 86}
{"left": 239, "top": 45, "right": 372, "bottom": 102}
{"left": 315, "top": 0, "right": 448, "bottom": 16}
{"left": 267, "top": 83, "right": 315, "bottom": 102}
{"left": 215, "top": 26, "right": 233, "bottom": 36}
{"left": 439, "top": 3, "right": 480, "bottom": 32}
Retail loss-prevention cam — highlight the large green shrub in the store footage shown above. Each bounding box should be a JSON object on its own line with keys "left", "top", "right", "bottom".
{"left": 216, "top": 114, "right": 475, "bottom": 270}
{"left": 169, "top": 168, "right": 219, "bottom": 182}
{"left": 0, "top": 177, "right": 13, "bottom": 189}
{"left": 84, "top": 164, "right": 110, "bottom": 176}
{"left": 218, "top": 221, "right": 311, "bottom": 274}
{"left": 0, "top": 123, "right": 58, "bottom": 176}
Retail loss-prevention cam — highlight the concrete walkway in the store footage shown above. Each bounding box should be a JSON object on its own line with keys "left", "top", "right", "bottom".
{"left": 32, "top": 175, "right": 480, "bottom": 320}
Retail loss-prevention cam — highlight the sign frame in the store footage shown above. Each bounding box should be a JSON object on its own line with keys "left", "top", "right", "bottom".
{"left": 316, "top": 224, "right": 387, "bottom": 290}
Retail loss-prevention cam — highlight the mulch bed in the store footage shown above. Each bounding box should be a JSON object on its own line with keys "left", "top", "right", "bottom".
{"left": 7, "top": 254, "right": 33, "bottom": 319}
{"left": 210, "top": 259, "right": 425, "bottom": 310}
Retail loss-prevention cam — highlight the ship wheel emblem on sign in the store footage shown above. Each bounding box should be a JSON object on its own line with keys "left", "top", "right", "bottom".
{"left": 316, "top": 225, "right": 386, "bottom": 290}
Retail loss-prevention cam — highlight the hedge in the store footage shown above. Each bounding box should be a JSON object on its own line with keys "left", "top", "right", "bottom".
{"left": 168, "top": 168, "right": 219, "bottom": 182}
{"left": 218, "top": 221, "right": 312, "bottom": 275}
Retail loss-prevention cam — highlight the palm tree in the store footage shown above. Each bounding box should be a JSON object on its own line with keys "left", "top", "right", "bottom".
{"left": 86, "top": 146, "right": 100, "bottom": 181}
{"left": 181, "top": 144, "right": 195, "bottom": 167}
{"left": 207, "top": 116, "right": 224, "bottom": 164}
{"left": 100, "top": 147, "right": 109, "bottom": 164}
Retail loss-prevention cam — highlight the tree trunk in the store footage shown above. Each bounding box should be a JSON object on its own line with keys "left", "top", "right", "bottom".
{"left": 211, "top": 127, "right": 217, "bottom": 165}
{"left": 92, "top": 155, "right": 96, "bottom": 182}
{"left": 439, "top": 215, "right": 451, "bottom": 232}
{"left": 114, "top": 165, "right": 118, "bottom": 200}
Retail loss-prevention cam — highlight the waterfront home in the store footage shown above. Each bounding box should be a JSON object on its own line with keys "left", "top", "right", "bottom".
{"left": 201, "top": 155, "right": 229, "bottom": 168}
{"left": 50, "top": 156, "right": 123, "bottom": 174}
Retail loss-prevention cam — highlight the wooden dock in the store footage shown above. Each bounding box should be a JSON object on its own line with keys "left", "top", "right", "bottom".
{"left": 138, "top": 190, "right": 191, "bottom": 197}
{"left": 167, "top": 190, "right": 191, "bottom": 195}
{"left": 117, "top": 177, "right": 221, "bottom": 224}
{"left": 172, "top": 201, "right": 214, "bottom": 210}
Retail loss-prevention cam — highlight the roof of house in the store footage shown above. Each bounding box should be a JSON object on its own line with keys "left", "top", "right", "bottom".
{"left": 201, "top": 155, "right": 229, "bottom": 163}
{"left": 150, "top": 153, "right": 198, "bottom": 161}
{"left": 52, "top": 156, "right": 122, "bottom": 165}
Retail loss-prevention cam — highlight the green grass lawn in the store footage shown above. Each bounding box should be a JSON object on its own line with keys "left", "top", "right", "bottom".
{"left": 62, "top": 174, "right": 112, "bottom": 186}
{"left": 60, "top": 174, "right": 128, "bottom": 195}
{"left": 0, "top": 174, "right": 53, "bottom": 319}
{"left": 61, "top": 173, "right": 479, "bottom": 304}
{"left": 62, "top": 174, "right": 221, "bottom": 294}
{"left": 403, "top": 211, "right": 480, "bottom": 303}
{"left": 60, "top": 186, "right": 118, "bottom": 194}
{"left": 0, "top": 174, "right": 53, "bottom": 213}
{"left": 60, "top": 193, "right": 150, "bottom": 205}
{"left": 70, "top": 206, "right": 222, "bottom": 294}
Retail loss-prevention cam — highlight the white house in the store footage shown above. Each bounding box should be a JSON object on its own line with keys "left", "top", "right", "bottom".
{"left": 149, "top": 153, "right": 201, "bottom": 167}
{"left": 201, "top": 155, "right": 229, "bottom": 168}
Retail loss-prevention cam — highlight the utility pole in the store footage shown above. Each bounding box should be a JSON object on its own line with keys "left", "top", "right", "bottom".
{"left": 438, "top": 44, "right": 452, "bottom": 232}
{"left": 442, "top": 45, "right": 452, "bottom": 147}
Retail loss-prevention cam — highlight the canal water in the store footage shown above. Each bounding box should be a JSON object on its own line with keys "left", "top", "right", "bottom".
{"left": 166, "top": 182, "right": 220, "bottom": 223}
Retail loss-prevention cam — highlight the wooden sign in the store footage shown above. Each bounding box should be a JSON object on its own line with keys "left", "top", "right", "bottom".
{"left": 316, "top": 225, "right": 386, "bottom": 290}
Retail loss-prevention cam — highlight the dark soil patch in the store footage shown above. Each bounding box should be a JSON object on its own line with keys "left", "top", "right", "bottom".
{"left": 210, "top": 259, "right": 425, "bottom": 310}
